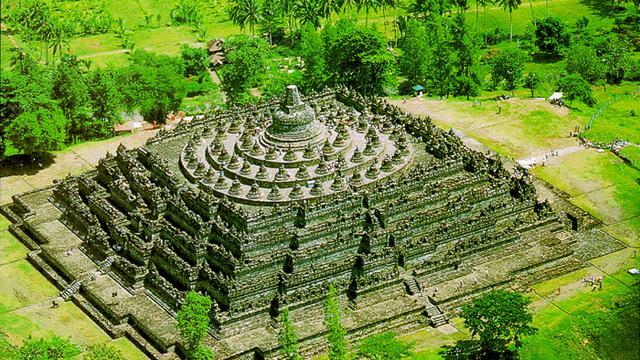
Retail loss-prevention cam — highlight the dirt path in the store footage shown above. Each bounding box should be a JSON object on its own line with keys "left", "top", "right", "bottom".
{"left": 516, "top": 145, "right": 583, "bottom": 168}
{"left": 77, "top": 49, "right": 129, "bottom": 58}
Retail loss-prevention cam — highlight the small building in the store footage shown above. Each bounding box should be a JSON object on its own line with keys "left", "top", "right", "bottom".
{"left": 412, "top": 85, "right": 425, "bottom": 97}
{"left": 548, "top": 92, "right": 563, "bottom": 105}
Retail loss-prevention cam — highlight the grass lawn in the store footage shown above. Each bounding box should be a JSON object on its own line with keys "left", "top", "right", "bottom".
{"left": 0, "top": 217, "right": 147, "bottom": 359}
{"left": 392, "top": 97, "right": 580, "bottom": 159}
{"left": 0, "top": 259, "right": 59, "bottom": 314}
{"left": 0, "top": 229, "right": 28, "bottom": 266}
{"left": 620, "top": 145, "right": 640, "bottom": 169}
{"left": 579, "top": 83, "right": 640, "bottom": 144}
{"left": 533, "top": 150, "right": 640, "bottom": 224}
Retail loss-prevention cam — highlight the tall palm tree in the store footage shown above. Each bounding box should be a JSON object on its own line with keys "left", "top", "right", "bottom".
{"left": 380, "top": 0, "right": 396, "bottom": 37}
{"left": 320, "top": 0, "right": 345, "bottom": 24}
{"left": 49, "top": 27, "right": 69, "bottom": 65}
{"left": 357, "top": 0, "right": 381, "bottom": 26}
{"left": 228, "top": 0, "right": 263, "bottom": 35}
{"left": 279, "top": 0, "right": 296, "bottom": 44}
{"left": 497, "top": 0, "right": 521, "bottom": 41}
{"left": 476, "top": 0, "right": 494, "bottom": 31}
{"left": 294, "top": 0, "right": 323, "bottom": 29}
{"left": 342, "top": 0, "right": 358, "bottom": 18}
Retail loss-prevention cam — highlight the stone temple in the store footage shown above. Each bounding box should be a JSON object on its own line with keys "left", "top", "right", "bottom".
{"left": 3, "top": 86, "right": 622, "bottom": 359}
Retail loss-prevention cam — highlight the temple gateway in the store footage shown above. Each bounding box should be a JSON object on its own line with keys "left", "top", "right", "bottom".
{"left": 3, "top": 85, "right": 621, "bottom": 359}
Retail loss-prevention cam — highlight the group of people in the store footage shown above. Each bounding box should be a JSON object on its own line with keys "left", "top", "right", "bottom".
{"left": 585, "top": 275, "right": 604, "bottom": 291}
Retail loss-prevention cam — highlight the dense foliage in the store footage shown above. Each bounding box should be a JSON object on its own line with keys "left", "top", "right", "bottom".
{"left": 177, "top": 291, "right": 214, "bottom": 360}
{"left": 356, "top": 332, "right": 414, "bottom": 359}
{"left": 118, "top": 50, "right": 187, "bottom": 123}
{"left": 534, "top": 16, "right": 570, "bottom": 56}
{"left": 460, "top": 290, "right": 537, "bottom": 357}
{"left": 279, "top": 307, "right": 302, "bottom": 360}
{"left": 18, "top": 336, "right": 81, "bottom": 360}
{"left": 323, "top": 20, "right": 395, "bottom": 96}
{"left": 219, "top": 35, "right": 271, "bottom": 103}
{"left": 324, "top": 285, "right": 347, "bottom": 360}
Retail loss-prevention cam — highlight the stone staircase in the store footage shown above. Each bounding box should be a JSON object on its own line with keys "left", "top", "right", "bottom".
{"left": 403, "top": 276, "right": 421, "bottom": 295}
{"left": 403, "top": 275, "right": 448, "bottom": 327}
{"left": 423, "top": 296, "right": 448, "bottom": 327}
{"left": 60, "top": 256, "right": 113, "bottom": 300}
{"left": 60, "top": 280, "right": 82, "bottom": 300}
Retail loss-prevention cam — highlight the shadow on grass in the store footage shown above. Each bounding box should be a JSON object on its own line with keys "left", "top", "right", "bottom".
{"left": 578, "top": 0, "right": 627, "bottom": 17}
{"left": 0, "top": 153, "right": 55, "bottom": 177}
{"left": 439, "top": 339, "right": 520, "bottom": 360}
{"left": 530, "top": 53, "right": 563, "bottom": 64}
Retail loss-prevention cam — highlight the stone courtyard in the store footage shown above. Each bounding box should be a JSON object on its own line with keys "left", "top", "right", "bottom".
{"left": 2, "top": 86, "right": 624, "bottom": 359}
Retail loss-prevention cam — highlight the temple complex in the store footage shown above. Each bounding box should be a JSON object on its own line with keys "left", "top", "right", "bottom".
{"left": 2, "top": 85, "right": 622, "bottom": 359}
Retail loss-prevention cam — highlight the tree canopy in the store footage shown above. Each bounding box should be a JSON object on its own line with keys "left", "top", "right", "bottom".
{"left": 535, "top": 16, "right": 570, "bottom": 56}
{"left": 460, "top": 290, "right": 537, "bottom": 357}
{"left": 219, "top": 35, "right": 270, "bottom": 103}
{"left": 177, "top": 291, "right": 214, "bottom": 360}
{"left": 323, "top": 20, "right": 395, "bottom": 96}
{"left": 18, "top": 336, "right": 81, "bottom": 360}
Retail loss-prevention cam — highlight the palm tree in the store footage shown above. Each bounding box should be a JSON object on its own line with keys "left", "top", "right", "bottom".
{"left": 228, "top": 0, "right": 263, "bottom": 35}
{"left": 379, "top": 0, "right": 396, "bottom": 37}
{"left": 320, "top": 0, "right": 345, "bottom": 24}
{"left": 342, "top": 0, "right": 358, "bottom": 18}
{"left": 357, "top": 0, "right": 381, "bottom": 26}
{"left": 294, "top": 0, "right": 323, "bottom": 29}
{"left": 475, "top": 0, "right": 493, "bottom": 31}
{"left": 49, "top": 23, "right": 69, "bottom": 65}
{"left": 497, "top": 0, "right": 521, "bottom": 41}
{"left": 279, "top": 0, "right": 296, "bottom": 44}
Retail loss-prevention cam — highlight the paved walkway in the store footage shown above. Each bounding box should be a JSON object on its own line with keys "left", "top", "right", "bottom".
{"left": 0, "top": 130, "right": 157, "bottom": 205}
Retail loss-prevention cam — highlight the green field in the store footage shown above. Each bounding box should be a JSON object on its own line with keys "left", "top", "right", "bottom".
{"left": 0, "top": 213, "right": 147, "bottom": 359}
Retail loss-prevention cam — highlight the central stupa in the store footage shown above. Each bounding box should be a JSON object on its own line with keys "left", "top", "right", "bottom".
{"left": 180, "top": 85, "right": 413, "bottom": 204}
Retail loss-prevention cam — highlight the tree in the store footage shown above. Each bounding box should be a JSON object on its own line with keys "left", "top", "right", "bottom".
{"left": 475, "top": 0, "right": 494, "bottom": 31}
{"left": 324, "top": 285, "right": 347, "bottom": 360}
{"left": 461, "top": 290, "right": 537, "bottom": 357}
{"left": 451, "top": 14, "right": 482, "bottom": 99}
{"left": 118, "top": 51, "right": 187, "bottom": 123}
{"left": 524, "top": 72, "right": 539, "bottom": 97}
{"left": 357, "top": 0, "right": 381, "bottom": 25}
{"left": 86, "top": 67, "right": 122, "bottom": 139}
{"left": 356, "top": 332, "right": 414, "bottom": 359}
{"left": 260, "top": 0, "right": 285, "bottom": 45}
{"left": 564, "top": 43, "right": 605, "bottom": 84}
{"left": 84, "top": 343, "right": 124, "bottom": 360}
{"left": 18, "top": 336, "right": 80, "bottom": 360}
{"left": 300, "top": 24, "right": 328, "bottom": 92}
{"left": 5, "top": 108, "right": 68, "bottom": 156}
{"left": 430, "top": 17, "right": 455, "bottom": 97}
{"left": 218, "top": 35, "right": 270, "bottom": 103}
{"left": 279, "top": 307, "right": 302, "bottom": 360}
{"left": 534, "top": 16, "right": 569, "bottom": 57}
{"left": 323, "top": 20, "right": 395, "bottom": 96}
{"left": 489, "top": 46, "right": 529, "bottom": 90}
{"left": 228, "top": 0, "right": 263, "bottom": 35}
{"left": 398, "top": 20, "right": 431, "bottom": 94}
{"left": 1, "top": 66, "right": 54, "bottom": 157}
{"left": 557, "top": 73, "right": 595, "bottom": 106}
{"left": 180, "top": 45, "right": 210, "bottom": 77}
{"left": 596, "top": 36, "right": 631, "bottom": 84}
{"left": 295, "top": 0, "right": 324, "bottom": 29}
{"left": 177, "top": 291, "right": 214, "bottom": 360}
{"left": 496, "top": 0, "right": 521, "bottom": 41}
{"left": 51, "top": 54, "right": 90, "bottom": 143}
